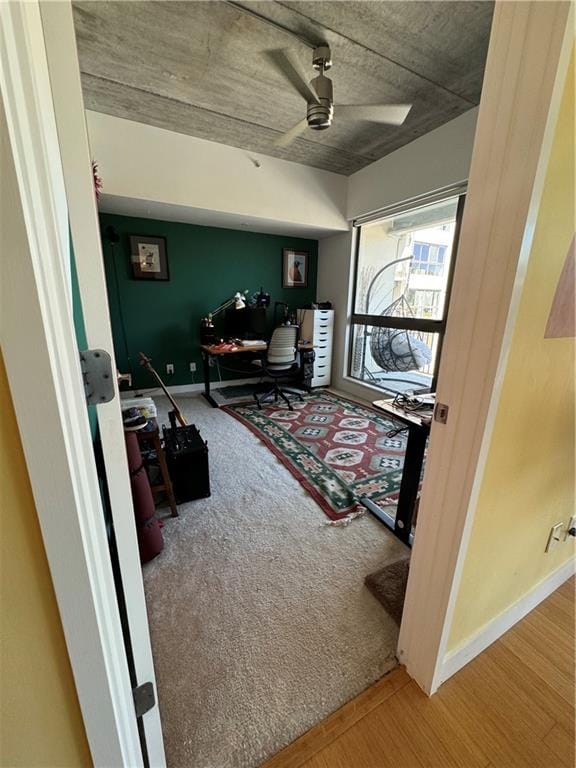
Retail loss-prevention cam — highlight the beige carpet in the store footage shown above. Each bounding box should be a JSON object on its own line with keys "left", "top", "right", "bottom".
{"left": 143, "top": 395, "right": 408, "bottom": 768}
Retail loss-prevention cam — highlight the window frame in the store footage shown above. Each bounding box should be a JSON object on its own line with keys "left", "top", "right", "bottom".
{"left": 348, "top": 193, "right": 466, "bottom": 394}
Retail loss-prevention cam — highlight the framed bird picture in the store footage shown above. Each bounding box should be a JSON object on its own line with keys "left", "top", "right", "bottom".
{"left": 282, "top": 249, "right": 308, "bottom": 288}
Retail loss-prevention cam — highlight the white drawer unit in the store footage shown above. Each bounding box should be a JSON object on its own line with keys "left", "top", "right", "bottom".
{"left": 300, "top": 309, "right": 334, "bottom": 387}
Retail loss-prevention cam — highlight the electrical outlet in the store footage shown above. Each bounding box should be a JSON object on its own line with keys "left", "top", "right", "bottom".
{"left": 546, "top": 522, "right": 564, "bottom": 552}
{"left": 564, "top": 516, "right": 576, "bottom": 541}
{"left": 166, "top": 363, "right": 174, "bottom": 375}
{"left": 189, "top": 362, "right": 197, "bottom": 373}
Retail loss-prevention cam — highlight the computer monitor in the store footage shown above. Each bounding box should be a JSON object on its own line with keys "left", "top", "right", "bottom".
{"left": 225, "top": 306, "right": 267, "bottom": 339}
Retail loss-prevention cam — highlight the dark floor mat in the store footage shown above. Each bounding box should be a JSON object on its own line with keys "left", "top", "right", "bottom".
{"left": 365, "top": 556, "right": 410, "bottom": 625}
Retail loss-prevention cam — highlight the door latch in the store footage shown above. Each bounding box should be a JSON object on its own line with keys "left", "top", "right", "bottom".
{"left": 133, "top": 681, "right": 155, "bottom": 718}
{"left": 434, "top": 402, "right": 449, "bottom": 424}
{"left": 80, "top": 349, "right": 115, "bottom": 405}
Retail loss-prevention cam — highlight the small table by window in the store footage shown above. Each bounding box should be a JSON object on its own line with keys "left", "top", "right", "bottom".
{"left": 362, "top": 397, "right": 433, "bottom": 545}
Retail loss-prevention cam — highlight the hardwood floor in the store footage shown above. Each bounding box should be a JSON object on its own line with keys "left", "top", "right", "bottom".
{"left": 264, "top": 577, "right": 575, "bottom": 768}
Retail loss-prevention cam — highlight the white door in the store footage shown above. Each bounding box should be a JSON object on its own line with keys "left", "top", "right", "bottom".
{"left": 3, "top": 2, "right": 166, "bottom": 765}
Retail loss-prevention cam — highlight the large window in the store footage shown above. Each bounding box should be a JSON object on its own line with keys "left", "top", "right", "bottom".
{"left": 349, "top": 194, "right": 464, "bottom": 395}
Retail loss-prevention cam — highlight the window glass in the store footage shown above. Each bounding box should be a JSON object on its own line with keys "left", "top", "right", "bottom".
{"left": 354, "top": 197, "right": 459, "bottom": 321}
{"left": 350, "top": 194, "right": 462, "bottom": 395}
{"left": 349, "top": 325, "right": 440, "bottom": 395}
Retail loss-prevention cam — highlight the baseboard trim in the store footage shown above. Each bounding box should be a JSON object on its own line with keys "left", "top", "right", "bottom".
{"left": 121, "top": 376, "right": 262, "bottom": 399}
{"left": 438, "top": 557, "right": 575, "bottom": 686}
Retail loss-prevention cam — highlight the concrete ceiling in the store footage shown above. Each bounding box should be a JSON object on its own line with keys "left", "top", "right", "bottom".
{"left": 73, "top": 1, "right": 493, "bottom": 176}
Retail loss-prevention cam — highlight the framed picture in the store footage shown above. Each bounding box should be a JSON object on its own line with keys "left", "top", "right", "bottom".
{"left": 129, "top": 235, "right": 169, "bottom": 281}
{"left": 282, "top": 249, "right": 308, "bottom": 288}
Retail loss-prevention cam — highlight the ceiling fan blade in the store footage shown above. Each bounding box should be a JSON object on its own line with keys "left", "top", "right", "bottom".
{"left": 263, "top": 48, "right": 319, "bottom": 105}
{"left": 274, "top": 118, "right": 308, "bottom": 148}
{"left": 335, "top": 104, "right": 413, "bottom": 125}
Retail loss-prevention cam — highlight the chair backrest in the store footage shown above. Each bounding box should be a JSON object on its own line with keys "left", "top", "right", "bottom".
{"left": 267, "top": 325, "right": 298, "bottom": 369}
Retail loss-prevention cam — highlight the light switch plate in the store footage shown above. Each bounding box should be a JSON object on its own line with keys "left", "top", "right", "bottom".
{"left": 546, "top": 523, "right": 564, "bottom": 552}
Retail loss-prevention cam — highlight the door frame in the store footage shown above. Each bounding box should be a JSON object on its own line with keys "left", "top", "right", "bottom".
{"left": 397, "top": 1, "right": 573, "bottom": 693}
{"left": 38, "top": 2, "right": 165, "bottom": 764}
{"left": 0, "top": 1, "right": 144, "bottom": 765}
{"left": 0, "top": 1, "right": 164, "bottom": 765}
{"left": 0, "top": 6, "right": 572, "bottom": 768}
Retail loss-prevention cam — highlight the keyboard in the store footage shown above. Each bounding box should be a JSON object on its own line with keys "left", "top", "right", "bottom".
{"left": 238, "top": 339, "right": 267, "bottom": 347}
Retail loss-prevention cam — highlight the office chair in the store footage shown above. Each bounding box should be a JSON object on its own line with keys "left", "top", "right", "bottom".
{"left": 254, "top": 325, "right": 304, "bottom": 410}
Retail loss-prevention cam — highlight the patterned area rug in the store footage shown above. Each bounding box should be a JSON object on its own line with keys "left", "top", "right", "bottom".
{"left": 224, "top": 391, "right": 411, "bottom": 521}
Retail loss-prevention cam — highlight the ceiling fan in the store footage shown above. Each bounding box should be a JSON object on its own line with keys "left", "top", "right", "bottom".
{"left": 266, "top": 45, "right": 413, "bottom": 148}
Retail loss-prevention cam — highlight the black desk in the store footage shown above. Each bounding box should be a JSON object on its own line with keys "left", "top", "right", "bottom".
{"left": 362, "top": 398, "right": 433, "bottom": 545}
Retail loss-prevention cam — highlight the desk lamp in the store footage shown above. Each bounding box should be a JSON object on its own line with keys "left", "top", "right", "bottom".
{"left": 200, "top": 290, "right": 248, "bottom": 345}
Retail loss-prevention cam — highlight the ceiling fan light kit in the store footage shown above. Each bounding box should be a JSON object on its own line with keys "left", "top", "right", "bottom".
{"left": 308, "top": 52, "right": 333, "bottom": 130}
{"left": 272, "top": 44, "right": 413, "bottom": 147}
{"left": 307, "top": 45, "right": 333, "bottom": 131}
{"left": 312, "top": 44, "right": 332, "bottom": 72}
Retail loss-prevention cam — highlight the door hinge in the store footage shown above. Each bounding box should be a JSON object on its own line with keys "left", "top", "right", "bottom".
{"left": 133, "top": 681, "right": 155, "bottom": 718}
{"left": 80, "top": 349, "right": 115, "bottom": 405}
{"left": 434, "top": 402, "right": 449, "bottom": 424}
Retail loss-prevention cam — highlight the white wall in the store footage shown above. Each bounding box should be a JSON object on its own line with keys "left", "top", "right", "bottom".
{"left": 317, "top": 233, "right": 354, "bottom": 362}
{"left": 318, "top": 231, "right": 356, "bottom": 395}
{"left": 318, "top": 229, "right": 394, "bottom": 401}
{"left": 320, "top": 108, "right": 479, "bottom": 398}
{"left": 86, "top": 111, "right": 349, "bottom": 237}
{"left": 348, "top": 108, "right": 478, "bottom": 220}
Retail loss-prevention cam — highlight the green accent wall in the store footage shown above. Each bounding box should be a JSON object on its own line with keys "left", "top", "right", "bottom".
{"left": 99, "top": 213, "right": 318, "bottom": 389}
{"left": 71, "top": 240, "right": 88, "bottom": 350}
{"left": 70, "top": 235, "right": 97, "bottom": 436}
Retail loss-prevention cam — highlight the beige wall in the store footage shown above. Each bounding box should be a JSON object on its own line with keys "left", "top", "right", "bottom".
{"left": 0, "top": 352, "right": 91, "bottom": 766}
{"left": 347, "top": 108, "right": 477, "bottom": 220}
{"left": 448, "top": 49, "right": 575, "bottom": 651}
